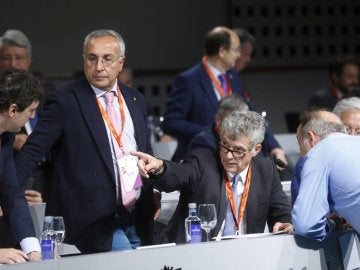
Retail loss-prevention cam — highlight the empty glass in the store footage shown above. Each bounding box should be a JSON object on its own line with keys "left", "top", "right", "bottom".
{"left": 198, "top": 204, "right": 217, "bottom": 242}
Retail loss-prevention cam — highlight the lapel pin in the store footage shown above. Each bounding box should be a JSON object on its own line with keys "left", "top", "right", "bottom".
{"left": 133, "top": 97, "right": 137, "bottom": 101}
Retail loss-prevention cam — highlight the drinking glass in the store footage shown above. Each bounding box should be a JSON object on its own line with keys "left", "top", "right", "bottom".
{"left": 198, "top": 204, "right": 217, "bottom": 242}
{"left": 52, "top": 217, "right": 65, "bottom": 243}
{"left": 42, "top": 216, "right": 65, "bottom": 258}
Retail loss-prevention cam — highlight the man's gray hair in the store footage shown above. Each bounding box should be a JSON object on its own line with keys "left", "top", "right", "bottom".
{"left": 83, "top": 29, "right": 125, "bottom": 57}
{"left": 333, "top": 97, "right": 360, "bottom": 117}
{"left": 217, "top": 94, "right": 249, "bottom": 119}
{"left": 221, "top": 111, "right": 265, "bottom": 147}
{"left": 0, "top": 29, "right": 32, "bottom": 56}
{"left": 299, "top": 111, "right": 345, "bottom": 139}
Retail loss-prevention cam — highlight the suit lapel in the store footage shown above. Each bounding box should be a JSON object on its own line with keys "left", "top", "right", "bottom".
{"left": 245, "top": 160, "right": 259, "bottom": 231}
{"left": 227, "top": 70, "right": 237, "bottom": 92}
{"left": 73, "top": 78, "right": 115, "bottom": 178}
{"left": 214, "top": 169, "right": 227, "bottom": 235}
{"left": 198, "top": 64, "right": 219, "bottom": 111}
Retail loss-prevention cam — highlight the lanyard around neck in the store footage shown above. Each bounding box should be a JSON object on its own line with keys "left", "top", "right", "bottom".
{"left": 224, "top": 162, "right": 252, "bottom": 230}
{"left": 96, "top": 86, "right": 126, "bottom": 147}
{"left": 202, "top": 56, "right": 232, "bottom": 97}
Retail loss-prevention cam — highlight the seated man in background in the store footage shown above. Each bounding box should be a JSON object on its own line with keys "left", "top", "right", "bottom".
{"left": 187, "top": 94, "right": 249, "bottom": 152}
{"left": 308, "top": 55, "right": 360, "bottom": 110}
{"left": 134, "top": 111, "right": 292, "bottom": 244}
{"left": 0, "top": 70, "right": 42, "bottom": 263}
{"left": 292, "top": 110, "right": 360, "bottom": 240}
{"left": 333, "top": 97, "right": 360, "bottom": 136}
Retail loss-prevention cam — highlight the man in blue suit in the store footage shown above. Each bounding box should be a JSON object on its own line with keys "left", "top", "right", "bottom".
{"left": 15, "top": 30, "right": 155, "bottom": 253}
{"left": 162, "top": 26, "right": 286, "bottom": 164}
{"left": 0, "top": 70, "right": 42, "bottom": 263}
{"left": 162, "top": 26, "right": 243, "bottom": 162}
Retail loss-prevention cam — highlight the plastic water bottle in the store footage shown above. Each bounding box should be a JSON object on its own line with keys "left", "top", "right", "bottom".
{"left": 41, "top": 229, "right": 55, "bottom": 260}
{"left": 185, "top": 203, "right": 202, "bottom": 243}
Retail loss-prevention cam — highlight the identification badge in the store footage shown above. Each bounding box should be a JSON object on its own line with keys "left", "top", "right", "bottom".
{"left": 117, "top": 155, "right": 142, "bottom": 192}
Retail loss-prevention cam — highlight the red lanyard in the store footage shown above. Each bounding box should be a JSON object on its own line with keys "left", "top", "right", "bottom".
{"left": 96, "top": 86, "right": 126, "bottom": 147}
{"left": 224, "top": 162, "right": 252, "bottom": 230}
{"left": 202, "top": 56, "right": 232, "bottom": 97}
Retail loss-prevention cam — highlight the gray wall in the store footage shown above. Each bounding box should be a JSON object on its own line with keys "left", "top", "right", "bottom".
{"left": 0, "top": 0, "right": 228, "bottom": 75}
{"left": 1, "top": 1, "right": 358, "bottom": 133}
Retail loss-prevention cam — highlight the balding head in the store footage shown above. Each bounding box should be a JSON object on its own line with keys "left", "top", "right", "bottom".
{"left": 296, "top": 109, "right": 345, "bottom": 155}
{"left": 204, "top": 26, "right": 240, "bottom": 71}
{"left": 204, "top": 27, "right": 239, "bottom": 56}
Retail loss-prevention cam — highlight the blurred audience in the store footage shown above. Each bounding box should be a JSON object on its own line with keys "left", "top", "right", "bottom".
{"left": 308, "top": 55, "right": 360, "bottom": 110}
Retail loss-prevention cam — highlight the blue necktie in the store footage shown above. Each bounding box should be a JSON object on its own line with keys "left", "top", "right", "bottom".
{"left": 223, "top": 174, "right": 241, "bottom": 236}
{"left": 218, "top": 73, "right": 229, "bottom": 95}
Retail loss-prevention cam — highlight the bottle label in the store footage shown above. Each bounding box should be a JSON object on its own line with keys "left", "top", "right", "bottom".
{"left": 190, "top": 223, "right": 202, "bottom": 243}
{"left": 41, "top": 239, "right": 54, "bottom": 260}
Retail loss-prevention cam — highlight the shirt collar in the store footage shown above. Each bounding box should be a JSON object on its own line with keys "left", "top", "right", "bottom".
{"left": 205, "top": 60, "right": 225, "bottom": 78}
{"left": 226, "top": 164, "right": 250, "bottom": 184}
{"left": 91, "top": 81, "right": 118, "bottom": 98}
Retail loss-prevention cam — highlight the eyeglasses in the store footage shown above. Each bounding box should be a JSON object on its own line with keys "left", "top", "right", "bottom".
{"left": 85, "top": 55, "right": 123, "bottom": 66}
{"left": 0, "top": 55, "right": 29, "bottom": 63}
{"left": 219, "top": 142, "right": 252, "bottom": 159}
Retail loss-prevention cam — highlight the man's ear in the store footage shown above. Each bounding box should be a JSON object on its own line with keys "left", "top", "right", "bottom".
{"left": 7, "top": 104, "right": 18, "bottom": 117}
{"left": 307, "top": 130, "right": 320, "bottom": 147}
{"left": 251, "top": 144, "right": 262, "bottom": 156}
{"left": 218, "top": 46, "right": 226, "bottom": 58}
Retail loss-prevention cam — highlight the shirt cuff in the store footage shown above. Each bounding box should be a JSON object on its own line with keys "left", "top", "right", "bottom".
{"left": 20, "top": 237, "right": 41, "bottom": 254}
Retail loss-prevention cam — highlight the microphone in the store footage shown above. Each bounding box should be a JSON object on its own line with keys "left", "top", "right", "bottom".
{"left": 273, "top": 158, "right": 297, "bottom": 178}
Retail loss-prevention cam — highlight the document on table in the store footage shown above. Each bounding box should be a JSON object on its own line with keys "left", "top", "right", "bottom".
{"left": 213, "top": 231, "right": 288, "bottom": 241}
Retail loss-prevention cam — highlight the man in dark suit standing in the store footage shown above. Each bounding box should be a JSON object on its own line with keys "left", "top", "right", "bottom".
{"left": 0, "top": 70, "right": 42, "bottom": 263}
{"left": 134, "top": 111, "right": 292, "bottom": 243}
{"left": 162, "top": 26, "right": 243, "bottom": 162}
{"left": 15, "top": 29, "right": 154, "bottom": 253}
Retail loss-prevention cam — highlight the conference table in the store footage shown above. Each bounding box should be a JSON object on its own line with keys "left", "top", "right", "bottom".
{"left": 3, "top": 230, "right": 360, "bottom": 270}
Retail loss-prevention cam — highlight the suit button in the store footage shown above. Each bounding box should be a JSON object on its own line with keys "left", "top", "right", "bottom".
{"left": 91, "top": 171, "right": 97, "bottom": 176}
{"left": 88, "top": 196, "right": 94, "bottom": 202}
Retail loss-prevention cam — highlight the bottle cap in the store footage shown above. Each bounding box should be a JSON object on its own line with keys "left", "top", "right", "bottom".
{"left": 188, "top": 203, "right": 197, "bottom": 209}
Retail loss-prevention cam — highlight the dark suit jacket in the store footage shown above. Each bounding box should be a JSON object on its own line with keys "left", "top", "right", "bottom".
{"left": 0, "top": 132, "right": 36, "bottom": 244}
{"left": 162, "top": 62, "right": 244, "bottom": 161}
{"left": 152, "top": 148, "right": 291, "bottom": 243}
{"left": 15, "top": 76, "right": 154, "bottom": 253}
{"left": 308, "top": 84, "right": 341, "bottom": 110}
